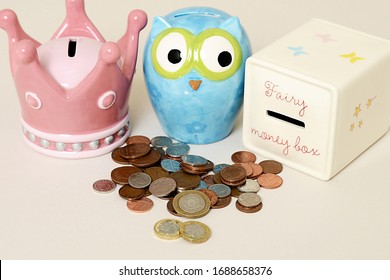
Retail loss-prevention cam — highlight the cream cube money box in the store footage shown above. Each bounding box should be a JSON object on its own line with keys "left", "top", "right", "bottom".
{"left": 243, "top": 19, "right": 390, "bottom": 180}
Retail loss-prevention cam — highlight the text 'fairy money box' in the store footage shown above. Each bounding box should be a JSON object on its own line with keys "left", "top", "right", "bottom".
{"left": 143, "top": 7, "right": 251, "bottom": 144}
{"left": 0, "top": 0, "right": 147, "bottom": 158}
{"left": 243, "top": 19, "right": 390, "bottom": 180}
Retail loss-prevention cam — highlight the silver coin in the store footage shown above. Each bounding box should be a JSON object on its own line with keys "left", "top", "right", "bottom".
{"left": 237, "top": 179, "right": 261, "bottom": 193}
{"left": 166, "top": 142, "right": 190, "bottom": 158}
{"left": 178, "top": 193, "right": 206, "bottom": 214}
{"left": 151, "top": 136, "right": 173, "bottom": 148}
{"left": 208, "top": 184, "right": 231, "bottom": 198}
{"left": 161, "top": 159, "right": 181, "bottom": 172}
{"left": 128, "top": 172, "right": 152, "bottom": 189}
{"left": 195, "top": 180, "right": 208, "bottom": 190}
{"left": 213, "top": 163, "right": 230, "bottom": 173}
{"left": 237, "top": 192, "right": 262, "bottom": 208}
{"left": 181, "top": 155, "right": 208, "bottom": 166}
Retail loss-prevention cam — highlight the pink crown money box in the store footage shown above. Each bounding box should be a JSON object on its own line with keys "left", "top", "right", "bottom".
{"left": 243, "top": 19, "right": 390, "bottom": 180}
{"left": 0, "top": 0, "right": 147, "bottom": 158}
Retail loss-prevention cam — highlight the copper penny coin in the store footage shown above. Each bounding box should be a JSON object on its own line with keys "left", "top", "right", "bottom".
{"left": 230, "top": 186, "right": 243, "bottom": 198}
{"left": 149, "top": 177, "right": 177, "bottom": 197}
{"left": 126, "top": 197, "right": 154, "bottom": 213}
{"left": 213, "top": 172, "right": 223, "bottom": 184}
{"left": 120, "top": 143, "right": 151, "bottom": 160}
{"left": 93, "top": 179, "right": 116, "bottom": 193}
{"left": 211, "top": 195, "right": 232, "bottom": 209}
{"left": 111, "top": 166, "right": 142, "bottom": 185}
{"left": 248, "top": 162, "right": 263, "bottom": 179}
{"left": 220, "top": 165, "right": 247, "bottom": 186}
{"left": 167, "top": 199, "right": 181, "bottom": 217}
{"left": 231, "top": 151, "right": 257, "bottom": 163}
{"left": 128, "top": 149, "right": 161, "bottom": 168}
{"left": 258, "top": 160, "right": 283, "bottom": 174}
{"left": 119, "top": 184, "right": 146, "bottom": 200}
{"left": 144, "top": 166, "right": 169, "bottom": 181}
{"left": 111, "top": 148, "right": 130, "bottom": 165}
{"left": 236, "top": 162, "right": 254, "bottom": 177}
{"left": 236, "top": 201, "right": 263, "bottom": 213}
{"left": 257, "top": 173, "right": 283, "bottom": 189}
{"left": 197, "top": 189, "right": 218, "bottom": 206}
{"left": 201, "top": 174, "right": 215, "bottom": 186}
{"left": 169, "top": 171, "right": 201, "bottom": 191}
{"left": 126, "top": 135, "right": 151, "bottom": 145}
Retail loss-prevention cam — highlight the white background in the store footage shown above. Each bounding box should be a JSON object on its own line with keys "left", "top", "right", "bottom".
{"left": 0, "top": 0, "right": 389, "bottom": 260}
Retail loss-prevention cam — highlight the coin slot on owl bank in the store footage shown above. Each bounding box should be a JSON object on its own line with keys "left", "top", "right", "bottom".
{"left": 243, "top": 19, "right": 390, "bottom": 180}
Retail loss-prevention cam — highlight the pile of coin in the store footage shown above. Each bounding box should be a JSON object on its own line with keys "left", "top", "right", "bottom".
{"left": 93, "top": 135, "right": 285, "bottom": 241}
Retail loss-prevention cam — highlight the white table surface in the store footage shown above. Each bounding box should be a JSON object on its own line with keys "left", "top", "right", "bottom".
{"left": 0, "top": 0, "right": 389, "bottom": 260}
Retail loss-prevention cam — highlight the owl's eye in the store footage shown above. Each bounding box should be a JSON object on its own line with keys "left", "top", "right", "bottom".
{"left": 195, "top": 29, "right": 242, "bottom": 81}
{"left": 151, "top": 28, "right": 194, "bottom": 79}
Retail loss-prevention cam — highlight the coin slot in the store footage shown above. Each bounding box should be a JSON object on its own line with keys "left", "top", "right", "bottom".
{"left": 68, "top": 39, "right": 77, "bottom": 58}
{"left": 174, "top": 12, "right": 220, "bottom": 18}
{"left": 267, "top": 110, "right": 305, "bottom": 128}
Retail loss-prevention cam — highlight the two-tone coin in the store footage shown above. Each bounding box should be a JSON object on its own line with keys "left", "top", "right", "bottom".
{"left": 172, "top": 190, "right": 210, "bottom": 218}
{"left": 154, "top": 219, "right": 183, "bottom": 240}
{"left": 180, "top": 221, "right": 211, "bottom": 244}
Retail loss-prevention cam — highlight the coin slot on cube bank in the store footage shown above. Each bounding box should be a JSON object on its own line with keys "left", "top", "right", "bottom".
{"left": 243, "top": 19, "right": 390, "bottom": 180}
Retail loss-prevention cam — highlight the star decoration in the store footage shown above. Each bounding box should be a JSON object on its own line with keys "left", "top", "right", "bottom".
{"left": 350, "top": 123, "right": 355, "bottom": 131}
{"left": 316, "top": 33, "right": 336, "bottom": 43}
{"left": 353, "top": 104, "right": 361, "bottom": 118}
{"left": 358, "top": 120, "right": 363, "bottom": 128}
{"left": 340, "top": 52, "right": 365, "bottom": 63}
{"left": 288, "top": 46, "right": 308, "bottom": 56}
{"left": 366, "top": 97, "right": 376, "bottom": 108}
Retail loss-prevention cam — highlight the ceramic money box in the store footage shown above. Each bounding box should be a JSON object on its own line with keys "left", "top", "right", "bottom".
{"left": 143, "top": 7, "right": 251, "bottom": 144}
{"left": 243, "top": 19, "right": 390, "bottom": 180}
{"left": 0, "top": 0, "right": 147, "bottom": 158}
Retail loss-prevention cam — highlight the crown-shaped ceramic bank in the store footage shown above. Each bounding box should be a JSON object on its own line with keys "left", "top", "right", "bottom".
{"left": 0, "top": 0, "right": 147, "bottom": 158}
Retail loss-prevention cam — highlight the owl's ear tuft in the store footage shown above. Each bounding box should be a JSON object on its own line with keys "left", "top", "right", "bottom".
{"left": 150, "top": 16, "right": 172, "bottom": 37}
{"left": 220, "top": 16, "right": 243, "bottom": 42}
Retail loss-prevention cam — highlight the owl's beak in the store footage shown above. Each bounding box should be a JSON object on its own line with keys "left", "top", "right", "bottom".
{"left": 189, "top": 80, "right": 202, "bottom": 91}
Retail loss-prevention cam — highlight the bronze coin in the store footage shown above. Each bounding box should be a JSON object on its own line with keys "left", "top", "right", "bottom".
{"left": 220, "top": 165, "right": 247, "bottom": 186}
{"left": 258, "top": 160, "right": 283, "bottom": 174}
{"left": 230, "top": 186, "right": 244, "bottom": 198}
{"left": 126, "top": 197, "right": 154, "bottom": 213}
{"left": 144, "top": 166, "right": 169, "bottom": 181}
{"left": 211, "top": 195, "right": 232, "bottom": 209}
{"left": 118, "top": 184, "right": 146, "bottom": 200}
{"left": 128, "top": 149, "right": 161, "bottom": 168}
{"left": 213, "top": 172, "right": 223, "bottom": 184}
{"left": 231, "top": 151, "right": 257, "bottom": 163}
{"left": 120, "top": 143, "right": 151, "bottom": 159}
{"left": 167, "top": 199, "right": 181, "bottom": 217}
{"left": 197, "top": 189, "right": 218, "bottom": 206}
{"left": 257, "top": 173, "right": 283, "bottom": 189}
{"left": 111, "top": 148, "right": 130, "bottom": 165}
{"left": 92, "top": 179, "right": 116, "bottom": 193}
{"left": 235, "top": 201, "right": 263, "bottom": 213}
{"left": 149, "top": 177, "right": 177, "bottom": 197}
{"left": 181, "top": 160, "right": 214, "bottom": 175}
{"left": 169, "top": 171, "right": 201, "bottom": 191}
{"left": 237, "top": 162, "right": 254, "bottom": 177}
{"left": 248, "top": 162, "right": 263, "bottom": 179}
{"left": 126, "top": 135, "right": 151, "bottom": 145}
{"left": 111, "top": 166, "right": 142, "bottom": 185}
{"left": 201, "top": 174, "right": 215, "bottom": 186}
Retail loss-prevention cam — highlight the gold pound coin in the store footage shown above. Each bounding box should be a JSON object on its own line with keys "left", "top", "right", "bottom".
{"left": 180, "top": 221, "right": 211, "bottom": 244}
{"left": 172, "top": 190, "right": 211, "bottom": 219}
{"left": 154, "top": 219, "right": 183, "bottom": 240}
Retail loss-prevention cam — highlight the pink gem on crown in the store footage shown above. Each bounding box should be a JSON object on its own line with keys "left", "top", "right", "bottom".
{"left": 0, "top": 0, "right": 147, "bottom": 158}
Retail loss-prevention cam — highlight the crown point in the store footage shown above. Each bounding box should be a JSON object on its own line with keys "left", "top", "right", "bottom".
{"left": 100, "top": 42, "right": 121, "bottom": 64}
{"left": 14, "top": 39, "right": 37, "bottom": 63}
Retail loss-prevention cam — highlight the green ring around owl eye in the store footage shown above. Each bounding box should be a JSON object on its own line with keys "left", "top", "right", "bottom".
{"left": 194, "top": 29, "right": 243, "bottom": 81}
{"left": 151, "top": 28, "right": 194, "bottom": 79}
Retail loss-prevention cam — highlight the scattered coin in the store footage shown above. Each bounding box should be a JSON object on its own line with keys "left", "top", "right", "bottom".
{"left": 169, "top": 171, "right": 201, "bottom": 192}
{"left": 167, "top": 199, "right": 181, "bottom": 217}
{"left": 213, "top": 163, "right": 230, "bottom": 174}
{"left": 151, "top": 136, "right": 173, "bottom": 148}
{"left": 120, "top": 143, "right": 151, "bottom": 160}
{"left": 111, "top": 166, "right": 142, "bottom": 185}
{"left": 220, "top": 164, "right": 247, "bottom": 186}
{"left": 126, "top": 135, "right": 151, "bottom": 145}
{"left": 211, "top": 195, "right": 232, "bottom": 209}
{"left": 111, "top": 148, "right": 130, "bottom": 165}
{"left": 154, "top": 219, "right": 183, "bottom": 240}
{"left": 180, "top": 221, "right": 211, "bottom": 244}
{"left": 92, "top": 179, "right": 116, "bottom": 193}
{"left": 208, "top": 184, "right": 231, "bottom": 198}
{"left": 231, "top": 151, "right": 257, "bottom": 163}
{"left": 161, "top": 159, "right": 182, "bottom": 173}
{"left": 144, "top": 166, "right": 169, "bottom": 181}
{"left": 118, "top": 184, "right": 146, "bottom": 200}
{"left": 237, "top": 192, "right": 262, "bottom": 208}
{"left": 166, "top": 142, "right": 190, "bottom": 158}
{"left": 128, "top": 172, "right": 152, "bottom": 189}
{"left": 237, "top": 179, "right": 261, "bottom": 193}
{"left": 128, "top": 149, "right": 161, "bottom": 168}
{"left": 235, "top": 201, "right": 263, "bottom": 213}
{"left": 126, "top": 197, "right": 154, "bottom": 213}
{"left": 181, "top": 155, "right": 208, "bottom": 166}
{"left": 197, "top": 189, "right": 218, "bottom": 206}
{"left": 149, "top": 177, "right": 177, "bottom": 197}
{"left": 172, "top": 190, "right": 210, "bottom": 218}
{"left": 248, "top": 162, "right": 263, "bottom": 179}
{"left": 258, "top": 160, "right": 283, "bottom": 174}
{"left": 257, "top": 173, "right": 283, "bottom": 189}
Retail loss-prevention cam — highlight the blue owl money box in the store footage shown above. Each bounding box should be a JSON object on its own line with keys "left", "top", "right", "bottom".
{"left": 143, "top": 7, "right": 251, "bottom": 144}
